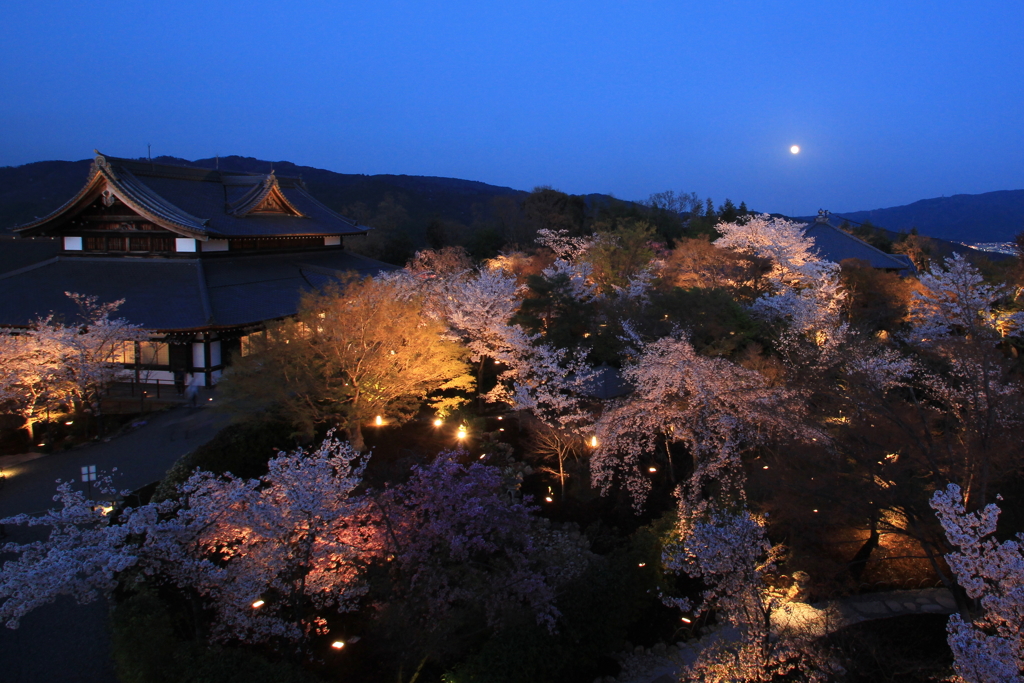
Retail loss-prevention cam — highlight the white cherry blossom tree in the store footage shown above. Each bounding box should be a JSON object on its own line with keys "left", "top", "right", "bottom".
{"left": 931, "top": 484, "right": 1024, "bottom": 683}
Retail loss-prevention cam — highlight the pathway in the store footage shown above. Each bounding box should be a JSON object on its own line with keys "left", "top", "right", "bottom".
{"left": 0, "top": 404, "right": 233, "bottom": 683}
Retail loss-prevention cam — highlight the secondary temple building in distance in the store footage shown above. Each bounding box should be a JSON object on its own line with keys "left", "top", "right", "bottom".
{"left": 0, "top": 152, "right": 393, "bottom": 386}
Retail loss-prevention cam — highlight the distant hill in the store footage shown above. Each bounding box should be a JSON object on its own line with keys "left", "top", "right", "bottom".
{"left": 814, "top": 190, "right": 1024, "bottom": 244}
{"left": 0, "top": 155, "right": 529, "bottom": 236}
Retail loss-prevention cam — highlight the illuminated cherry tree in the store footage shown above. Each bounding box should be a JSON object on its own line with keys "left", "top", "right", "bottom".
{"left": 714, "top": 215, "right": 846, "bottom": 351}
{"left": 911, "top": 253, "right": 1022, "bottom": 343}
{"left": 931, "top": 484, "right": 1024, "bottom": 683}
{"left": 714, "top": 214, "right": 817, "bottom": 284}
{"left": 174, "top": 432, "right": 381, "bottom": 645}
{"left": 0, "top": 293, "right": 144, "bottom": 439}
{"left": 592, "top": 334, "right": 805, "bottom": 509}
{"left": 663, "top": 497, "right": 836, "bottom": 682}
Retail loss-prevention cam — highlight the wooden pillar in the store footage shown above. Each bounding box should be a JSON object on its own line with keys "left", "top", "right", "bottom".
{"left": 204, "top": 332, "right": 212, "bottom": 387}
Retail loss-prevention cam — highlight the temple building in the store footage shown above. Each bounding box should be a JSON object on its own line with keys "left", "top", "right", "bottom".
{"left": 804, "top": 210, "right": 917, "bottom": 275}
{"left": 0, "top": 152, "right": 392, "bottom": 386}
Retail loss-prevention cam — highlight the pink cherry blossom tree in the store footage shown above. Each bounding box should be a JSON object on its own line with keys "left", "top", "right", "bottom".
{"left": 1, "top": 434, "right": 382, "bottom": 648}
{"left": 174, "top": 432, "right": 381, "bottom": 645}
{"left": 0, "top": 293, "right": 144, "bottom": 439}
{"left": 592, "top": 334, "right": 807, "bottom": 510}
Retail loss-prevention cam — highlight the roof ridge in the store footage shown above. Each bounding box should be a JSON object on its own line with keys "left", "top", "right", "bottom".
{"left": 817, "top": 223, "right": 908, "bottom": 264}
{"left": 0, "top": 256, "right": 59, "bottom": 280}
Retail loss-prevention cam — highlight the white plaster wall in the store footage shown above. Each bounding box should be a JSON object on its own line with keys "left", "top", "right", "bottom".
{"left": 192, "top": 342, "right": 205, "bottom": 368}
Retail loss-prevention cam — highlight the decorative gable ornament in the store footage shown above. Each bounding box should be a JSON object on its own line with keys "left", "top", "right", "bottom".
{"left": 227, "top": 172, "right": 306, "bottom": 218}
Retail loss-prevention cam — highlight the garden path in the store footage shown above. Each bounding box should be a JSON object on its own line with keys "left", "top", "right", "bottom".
{"left": 606, "top": 587, "right": 957, "bottom": 683}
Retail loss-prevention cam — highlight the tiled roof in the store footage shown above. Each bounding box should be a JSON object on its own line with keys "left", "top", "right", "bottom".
{"left": 0, "top": 250, "right": 395, "bottom": 331}
{"left": 14, "top": 154, "right": 370, "bottom": 240}
{"left": 803, "top": 222, "right": 914, "bottom": 272}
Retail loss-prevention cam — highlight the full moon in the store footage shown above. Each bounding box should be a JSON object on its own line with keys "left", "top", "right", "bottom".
{"left": 790, "top": 145, "right": 800, "bottom": 154}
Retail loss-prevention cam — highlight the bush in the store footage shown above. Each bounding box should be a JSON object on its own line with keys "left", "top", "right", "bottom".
{"left": 153, "top": 415, "right": 296, "bottom": 501}
{"left": 111, "top": 590, "right": 319, "bottom": 683}
{"left": 444, "top": 519, "right": 674, "bottom": 683}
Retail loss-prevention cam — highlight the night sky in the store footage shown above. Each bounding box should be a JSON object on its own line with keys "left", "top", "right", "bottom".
{"left": 2, "top": 1, "right": 1022, "bottom": 215}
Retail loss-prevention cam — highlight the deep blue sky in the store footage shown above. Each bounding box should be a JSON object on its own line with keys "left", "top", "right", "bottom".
{"left": 2, "top": 1, "right": 1022, "bottom": 215}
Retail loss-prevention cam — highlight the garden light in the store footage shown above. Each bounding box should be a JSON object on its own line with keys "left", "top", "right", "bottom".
{"left": 433, "top": 418, "right": 443, "bottom": 427}
{"left": 65, "top": 421, "right": 73, "bottom": 425}
{"left": 681, "top": 617, "right": 691, "bottom": 624}
{"left": 331, "top": 641, "right": 345, "bottom": 649}
{"left": 252, "top": 600, "right": 264, "bottom": 608}
{"left": 590, "top": 436, "right": 598, "bottom": 448}
{"left": 375, "top": 415, "right": 383, "bottom": 426}
{"left": 457, "top": 425, "right": 467, "bottom": 439}
{"left": 648, "top": 467, "right": 657, "bottom": 473}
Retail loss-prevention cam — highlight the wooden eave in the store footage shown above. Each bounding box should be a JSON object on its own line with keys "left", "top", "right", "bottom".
{"left": 14, "top": 153, "right": 212, "bottom": 240}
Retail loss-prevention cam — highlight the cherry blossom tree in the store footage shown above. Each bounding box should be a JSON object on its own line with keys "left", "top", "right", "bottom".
{"left": 484, "top": 323, "right": 598, "bottom": 431}
{"left": 0, "top": 476, "right": 138, "bottom": 628}
{"left": 931, "top": 484, "right": 1024, "bottom": 683}
{"left": 44, "top": 293, "right": 146, "bottom": 415}
{"left": 175, "top": 432, "right": 381, "bottom": 645}
{"left": 0, "top": 293, "right": 144, "bottom": 439}
{"left": 911, "top": 252, "right": 1023, "bottom": 343}
{"left": 0, "top": 434, "right": 382, "bottom": 648}
{"left": 223, "top": 275, "right": 475, "bottom": 450}
{"left": 592, "top": 334, "right": 807, "bottom": 509}
{"left": 535, "top": 228, "right": 591, "bottom": 262}
{"left": 714, "top": 215, "right": 848, "bottom": 361}
{"left": 662, "top": 498, "right": 836, "bottom": 682}
{"left": 907, "top": 254, "right": 1024, "bottom": 507}
{"left": 438, "top": 267, "right": 523, "bottom": 389}
{"left": 714, "top": 214, "right": 817, "bottom": 284}
{"left": 374, "top": 453, "right": 586, "bottom": 634}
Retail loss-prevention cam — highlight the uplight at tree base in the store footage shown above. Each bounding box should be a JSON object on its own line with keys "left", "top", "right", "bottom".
{"left": 375, "top": 415, "right": 383, "bottom": 426}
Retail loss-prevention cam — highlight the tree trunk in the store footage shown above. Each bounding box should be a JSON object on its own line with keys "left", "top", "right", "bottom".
{"left": 664, "top": 435, "right": 676, "bottom": 483}
{"left": 848, "top": 514, "right": 879, "bottom": 582}
{"left": 349, "top": 423, "right": 366, "bottom": 452}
